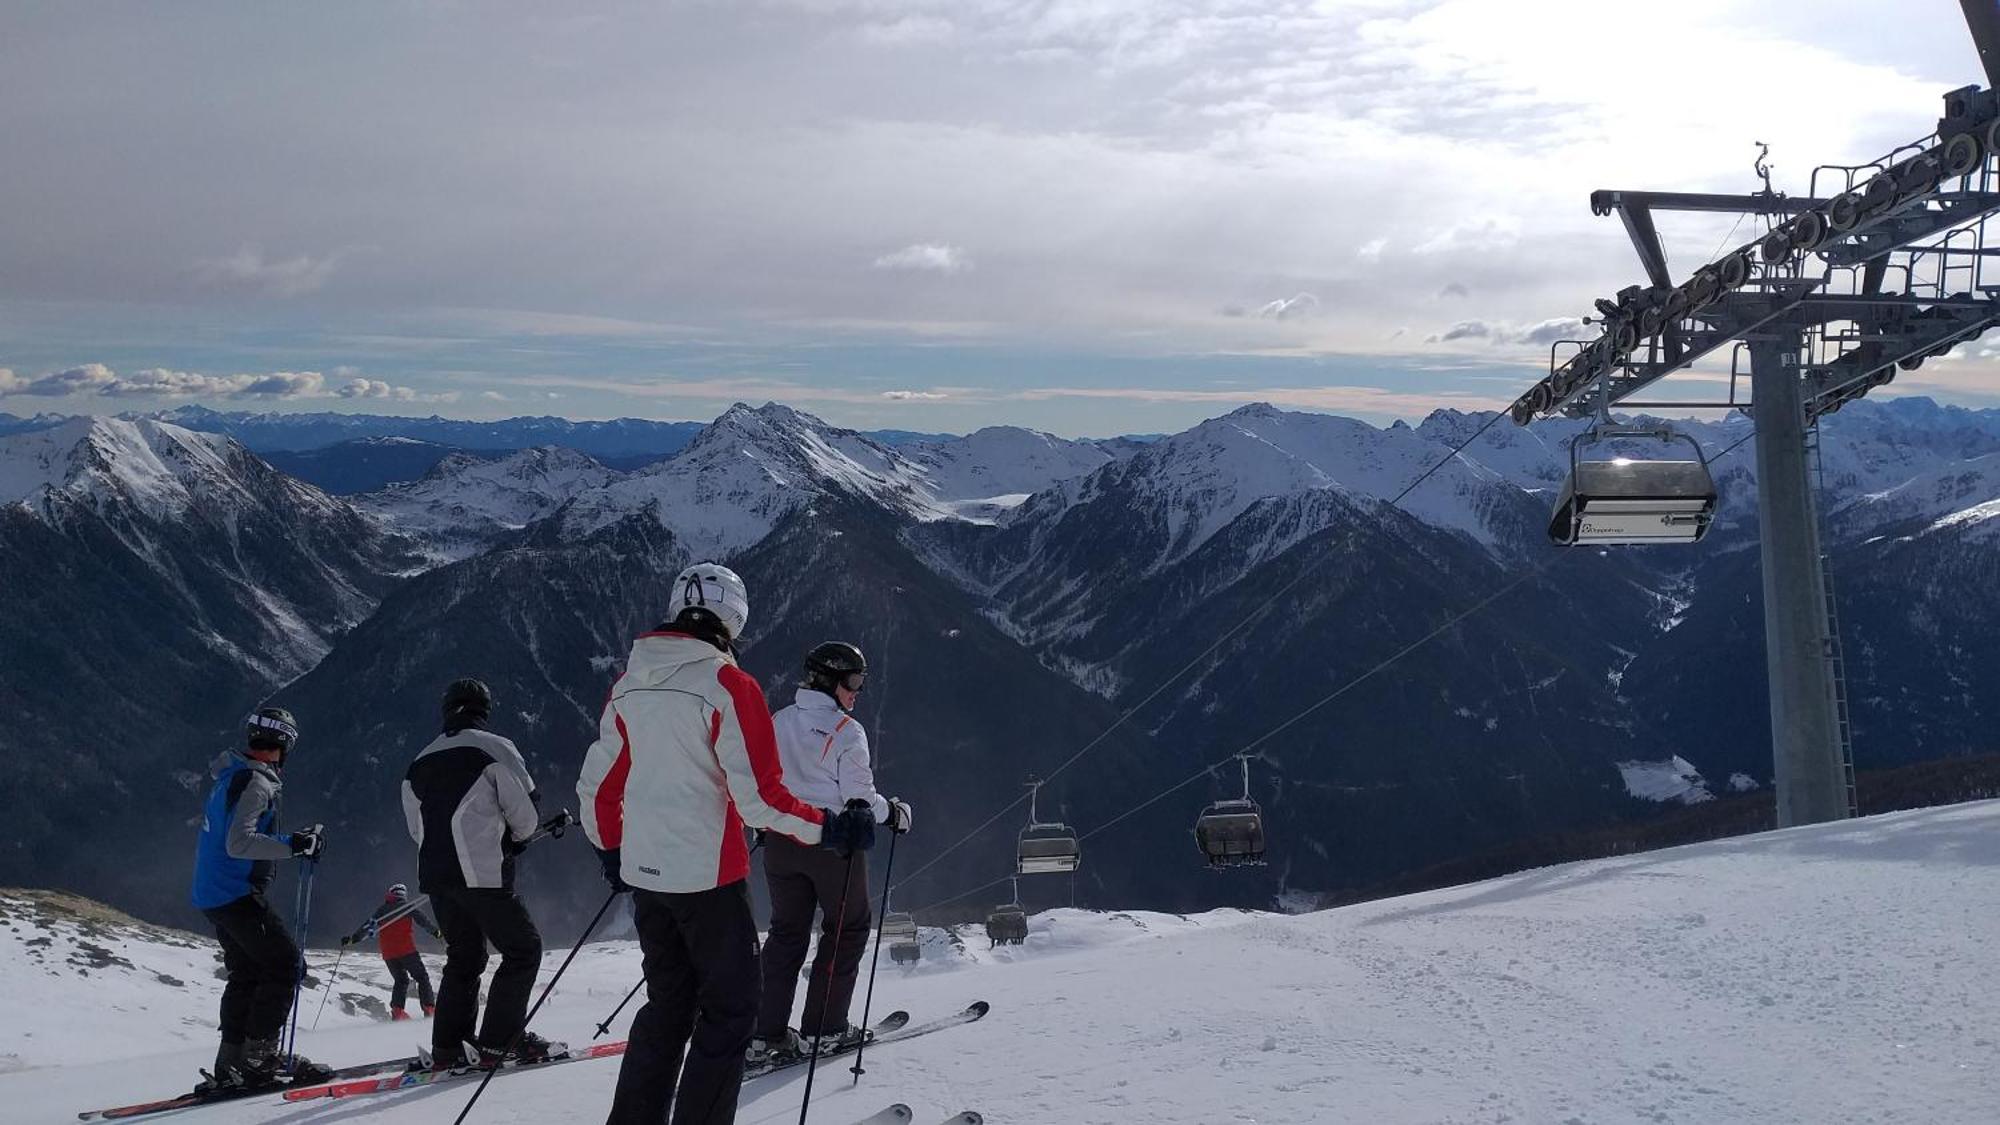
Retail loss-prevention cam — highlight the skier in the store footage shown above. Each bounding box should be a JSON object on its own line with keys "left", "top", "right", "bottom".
{"left": 339, "top": 883, "right": 442, "bottom": 1021}
{"left": 189, "top": 707, "right": 333, "bottom": 1091}
{"left": 402, "top": 677, "right": 548, "bottom": 1071}
{"left": 749, "top": 641, "right": 914, "bottom": 1065}
{"left": 577, "top": 562, "right": 880, "bottom": 1125}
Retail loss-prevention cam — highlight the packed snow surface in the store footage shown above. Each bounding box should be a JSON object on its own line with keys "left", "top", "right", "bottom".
{"left": 8, "top": 802, "right": 2000, "bottom": 1123}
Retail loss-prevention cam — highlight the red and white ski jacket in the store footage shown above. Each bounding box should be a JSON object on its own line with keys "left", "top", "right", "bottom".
{"left": 577, "top": 631, "right": 825, "bottom": 893}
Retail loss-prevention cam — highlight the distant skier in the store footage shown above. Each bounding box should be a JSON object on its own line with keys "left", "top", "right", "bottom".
{"left": 189, "top": 707, "right": 333, "bottom": 1092}
{"left": 577, "top": 562, "right": 879, "bottom": 1125}
{"left": 749, "top": 641, "right": 913, "bottom": 1065}
{"left": 339, "top": 882, "right": 442, "bottom": 1021}
{"left": 403, "top": 678, "right": 548, "bottom": 1071}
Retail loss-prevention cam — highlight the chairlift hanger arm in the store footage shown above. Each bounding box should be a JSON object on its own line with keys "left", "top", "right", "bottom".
{"left": 1965, "top": 0, "right": 2000, "bottom": 90}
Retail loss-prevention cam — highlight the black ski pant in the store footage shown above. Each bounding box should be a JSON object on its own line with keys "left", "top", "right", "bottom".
{"left": 606, "top": 880, "right": 761, "bottom": 1125}
{"left": 386, "top": 951, "right": 435, "bottom": 1011}
{"left": 755, "top": 836, "right": 869, "bottom": 1038}
{"left": 203, "top": 893, "right": 302, "bottom": 1045}
{"left": 429, "top": 887, "right": 542, "bottom": 1059}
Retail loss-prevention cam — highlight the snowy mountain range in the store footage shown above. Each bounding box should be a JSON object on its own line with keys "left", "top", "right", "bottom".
{"left": 3, "top": 395, "right": 1999, "bottom": 929}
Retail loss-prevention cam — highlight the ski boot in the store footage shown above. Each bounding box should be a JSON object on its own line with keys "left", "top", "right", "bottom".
{"left": 803, "top": 1025, "right": 868, "bottom": 1055}
{"left": 192, "top": 1042, "right": 245, "bottom": 1095}
{"left": 747, "top": 1029, "right": 803, "bottom": 1067}
{"left": 238, "top": 1037, "right": 333, "bottom": 1088}
{"left": 422, "top": 1002, "right": 436, "bottom": 1018}
{"left": 391, "top": 1007, "right": 411, "bottom": 1022}
{"left": 474, "top": 1031, "right": 557, "bottom": 1070}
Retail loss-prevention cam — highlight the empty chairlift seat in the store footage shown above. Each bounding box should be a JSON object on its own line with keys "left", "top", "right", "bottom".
{"left": 1548, "top": 427, "right": 1717, "bottom": 546}
{"left": 1017, "top": 824, "right": 1081, "bottom": 875}
{"left": 1196, "top": 753, "right": 1267, "bottom": 868}
{"left": 985, "top": 904, "right": 1028, "bottom": 947}
{"left": 882, "top": 911, "right": 920, "bottom": 964}
{"left": 1194, "top": 798, "right": 1266, "bottom": 867}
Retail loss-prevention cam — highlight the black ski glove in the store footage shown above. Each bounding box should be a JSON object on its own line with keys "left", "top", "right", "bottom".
{"left": 819, "top": 801, "right": 877, "bottom": 854}
{"left": 595, "top": 847, "right": 631, "bottom": 893}
{"left": 289, "top": 827, "right": 325, "bottom": 859}
{"left": 886, "top": 797, "right": 914, "bottom": 835}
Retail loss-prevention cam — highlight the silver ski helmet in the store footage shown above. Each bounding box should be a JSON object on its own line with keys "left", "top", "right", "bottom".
{"left": 671, "top": 562, "right": 750, "bottom": 643}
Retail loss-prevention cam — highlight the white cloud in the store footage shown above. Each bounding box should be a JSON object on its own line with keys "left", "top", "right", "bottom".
{"left": 2, "top": 364, "right": 120, "bottom": 397}
{"left": 1426, "top": 317, "right": 1586, "bottom": 346}
{"left": 856, "top": 16, "right": 953, "bottom": 46}
{"left": 190, "top": 246, "right": 348, "bottom": 297}
{"left": 873, "top": 243, "right": 971, "bottom": 274}
{"left": 103, "top": 368, "right": 246, "bottom": 398}
{"left": 1257, "top": 293, "right": 1319, "bottom": 321}
{"left": 881, "top": 389, "right": 948, "bottom": 400}
{"left": 334, "top": 377, "right": 418, "bottom": 401}
{"left": 0, "top": 363, "right": 439, "bottom": 402}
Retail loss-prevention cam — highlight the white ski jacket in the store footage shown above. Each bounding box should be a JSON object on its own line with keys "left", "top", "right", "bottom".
{"left": 577, "top": 631, "right": 826, "bottom": 893}
{"left": 770, "top": 688, "right": 890, "bottom": 824}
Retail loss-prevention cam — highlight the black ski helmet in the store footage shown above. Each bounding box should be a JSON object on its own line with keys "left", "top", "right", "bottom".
{"left": 245, "top": 707, "right": 299, "bottom": 755}
{"left": 804, "top": 641, "right": 867, "bottom": 696}
{"left": 442, "top": 678, "right": 493, "bottom": 727}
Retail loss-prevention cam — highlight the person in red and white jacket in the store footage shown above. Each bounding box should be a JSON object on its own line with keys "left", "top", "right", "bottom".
{"left": 577, "top": 562, "right": 878, "bottom": 1125}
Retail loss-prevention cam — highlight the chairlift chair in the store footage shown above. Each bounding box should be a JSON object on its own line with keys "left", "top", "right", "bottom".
{"left": 1015, "top": 779, "right": 1081, "bottom": 875}
{"left": 1194, "top": 754, "right": 1267, "bottom": 868}
{"left": 882, "top": 910, "right": 921, "bottom": 965}
{"left": 1547, "top": 421, "right": 1717, "bottom": 546}
{"left": 985, "top": 879, "right": 1029, "bottom": 948}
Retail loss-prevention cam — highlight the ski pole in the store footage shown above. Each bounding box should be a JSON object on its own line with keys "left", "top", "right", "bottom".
{"left": 284, "top": 844, "right": 319, "bottom": 1069}
{"left": 798, "top": 847, "right": 859, "bottom": 1125}
{"left": 452, "top": 889, "right": 619, "bottom": 1125}
{"left": 593, "top": 976, "right": 645, "bottom": 1040}
{"left": 309, "top": 943, "right": 347, "bottom": 1031}
{"left": 848, "top": 828, "right": 900, "bottom": 1085}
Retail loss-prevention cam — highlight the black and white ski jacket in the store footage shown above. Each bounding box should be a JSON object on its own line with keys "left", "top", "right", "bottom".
{"left": 402, "top": 721, "right": 539, "bottom": 892}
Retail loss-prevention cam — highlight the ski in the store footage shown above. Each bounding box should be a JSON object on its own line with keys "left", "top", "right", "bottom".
{"left": 747, "top": 1000, "right": 987, "bottom": 1080}
{"left": 284, "top": 1040, "right": 618, "bottom": 1101}
{"left": 746, "top": 1010, "right": 908, "bottom": 1079}
{"left": 848, "top": 1105, "right": 912, "bottom": 1124}
{"left": 77, "top": 1052, "right": 427, "bottom": 1120}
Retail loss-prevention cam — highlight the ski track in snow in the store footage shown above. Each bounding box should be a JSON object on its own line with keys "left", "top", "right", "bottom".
{"left": 7, "top": 802, "right": 2000, "bottom": 1123}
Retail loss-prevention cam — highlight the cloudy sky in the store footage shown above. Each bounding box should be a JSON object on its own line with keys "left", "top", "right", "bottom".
{"left": 1, "top": 0, "right": 1993, "bottom": 434}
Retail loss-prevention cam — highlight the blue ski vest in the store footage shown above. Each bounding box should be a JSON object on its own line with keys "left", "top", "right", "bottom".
{"left": 191, "top": 755, "right": 279, "bottom": 910}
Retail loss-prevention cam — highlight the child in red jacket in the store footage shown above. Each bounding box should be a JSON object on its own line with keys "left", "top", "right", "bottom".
{"left": 341, "top": 883, "right": 442, "bottom": 1020}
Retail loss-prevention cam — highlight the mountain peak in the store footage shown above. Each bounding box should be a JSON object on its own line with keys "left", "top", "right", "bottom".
{"left": 0, "top": 415, "right": 262, "bottom": 519}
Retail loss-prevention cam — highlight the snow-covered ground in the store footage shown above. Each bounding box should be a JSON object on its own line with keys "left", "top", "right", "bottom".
{"left": 9, "top": 800, "right": 2000, "bottom": 1123}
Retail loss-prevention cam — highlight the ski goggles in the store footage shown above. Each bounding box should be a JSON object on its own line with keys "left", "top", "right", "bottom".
{"left": 247, "top": 713, "right": 300, "bottom": 746}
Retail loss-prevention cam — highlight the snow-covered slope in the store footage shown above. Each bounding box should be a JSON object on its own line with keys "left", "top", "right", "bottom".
{"left": 558, "top": 402, "right": 951, "bottom": 559}
{"left": 1831, "top": 450, "right": 2000, "bottom": 542}
{"left": 355, "top": 445, "right": 621, "bottom": 561}
{"left": 0, "top": 416, "right": 294, "bottom": 521}
{"left": 11, "top": 800, "right": 1999, "bottom": 1122}
{"left": 1025, "top": 402, "right": 1527, "bottom": 566}
{"left": 904, "top": 426, "right": 1115, "bottom": 508}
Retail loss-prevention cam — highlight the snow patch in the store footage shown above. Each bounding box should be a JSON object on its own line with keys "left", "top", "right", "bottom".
{"left": 1618, "top": 755, "right": 1715, "bottom": 804}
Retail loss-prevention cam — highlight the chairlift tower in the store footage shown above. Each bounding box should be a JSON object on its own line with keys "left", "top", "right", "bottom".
{"left": 1509, "top": 5, "right": 2000, "bottom": 827}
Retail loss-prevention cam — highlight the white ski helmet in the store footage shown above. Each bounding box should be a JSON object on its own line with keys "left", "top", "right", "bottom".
{"left": 673, "top": 562, "right": 750, "bottom": 641}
